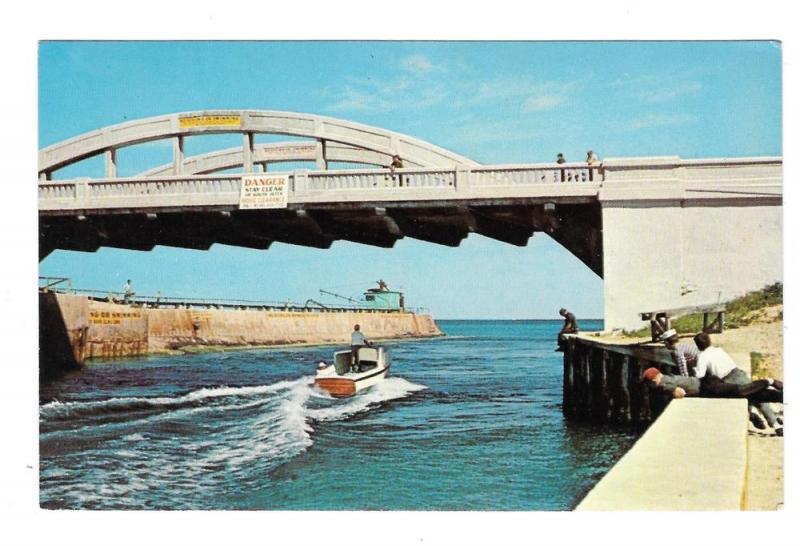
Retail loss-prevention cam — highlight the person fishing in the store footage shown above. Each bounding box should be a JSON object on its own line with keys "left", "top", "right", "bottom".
{"left": 556, "top": 308, "right": 579, "bottom": 352}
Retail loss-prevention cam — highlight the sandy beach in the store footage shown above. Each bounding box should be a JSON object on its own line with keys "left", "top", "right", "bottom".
{"left": 713, "top": 308, "right": 783, "bottom": 510}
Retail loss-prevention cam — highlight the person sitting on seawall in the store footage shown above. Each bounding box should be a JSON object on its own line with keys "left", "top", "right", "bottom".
{"left": 693, "top": 332, "right": 783, "bottom": 436}
{"left": 350, "top": 324, "right": 371, "bottom": 372}
{"left": 660, "top": 329, "right": 699, "bottom": 377}
{"left": 642, "top": 367, "right": 783, "bottom": 406}
{"left": 556, "top": 308, "right": 579, "bottom": 352}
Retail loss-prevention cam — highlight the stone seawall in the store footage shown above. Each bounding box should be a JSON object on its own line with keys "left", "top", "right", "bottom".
{"left": 147, "top": 306, "right": 441, "bottom": 351}
{"left": 40, "top": 293, "right": 443, "bottom": 371}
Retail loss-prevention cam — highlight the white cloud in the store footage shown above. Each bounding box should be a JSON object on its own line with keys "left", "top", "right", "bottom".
{"left": 401, "top": 54, "right": 435, "bottom": 73}
{"left": 521, "top": 94, "right": 565, "bottom": 112}
{"left": 322, "top": 63, "right": 578, "bottom": 115}
{"left": 446, "top": 115, "right": 540, "bottom": 145}
{"left": 623, "top": 113, "right": 694, "bottom": 131}
{"left": 642, "top": 82, "right": 702, "bottom": 103}
{"left": 606, "top": 73, "right": 703, "bottom": 104}
{"left": 325, "top": 79, "right": 448, "bottom": 113}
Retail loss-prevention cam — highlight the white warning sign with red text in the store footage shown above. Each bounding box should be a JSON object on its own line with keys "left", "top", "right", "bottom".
{"left": 239, "top": 174, "right": 290, "bottom": 209}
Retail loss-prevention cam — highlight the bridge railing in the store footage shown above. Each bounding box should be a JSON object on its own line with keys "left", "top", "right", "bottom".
{"left": 305, "top": 168, "right": 457, "bottom": 190}
{"left": 38, "top": 163, "right": 603, "bottom": 211}
{"left": 470, "top": 163, "right": 599, "bottom": 185}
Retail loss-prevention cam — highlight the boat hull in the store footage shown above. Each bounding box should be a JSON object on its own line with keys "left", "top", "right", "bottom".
{"left": 315, "top": 346, "right": 390, "bottom": 398}
{"left": 315, "top": 366, "right": 390, "bottom": 397}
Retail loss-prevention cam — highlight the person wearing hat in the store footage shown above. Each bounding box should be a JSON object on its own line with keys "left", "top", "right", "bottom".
{"left": 642, "top": 367, "right": 783, "bottom": 404}
{"left": 556, "top": 308, "right": 579, "bottom": 352}
{"left": 660, "top": 329, "right": 699, "bottom": 377}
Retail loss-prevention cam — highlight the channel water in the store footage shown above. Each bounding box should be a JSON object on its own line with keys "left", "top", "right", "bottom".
{"left": 39, "top": 319, "right": 639, "bottom": 510}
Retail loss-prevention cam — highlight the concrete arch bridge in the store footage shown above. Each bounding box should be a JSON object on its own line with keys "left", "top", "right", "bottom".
{"left": 38, "top": 110, "right": 783, "bottom": 329}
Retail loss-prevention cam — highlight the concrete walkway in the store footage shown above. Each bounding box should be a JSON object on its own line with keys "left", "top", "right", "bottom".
{"left": 577, "top": 398, "right": 748, "bottom": 510}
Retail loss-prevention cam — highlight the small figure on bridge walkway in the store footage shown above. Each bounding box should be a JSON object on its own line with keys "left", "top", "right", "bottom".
{"left": 123, "top": 279, "right": 135, "bottom": 304}
{"left": 660, "top": 329, "right": 699, "bottom": 377}
{"left": 586, "top": 150, "right": 599, "bottom": 165}
{"left": 389, "top": 154, "right": 404, "bottom": 186}
{"left": 693, "top": 332, "right": 783, "bottom": 435}
{"left": 351, "top": 324, "right": 371, "bottom": 372}
{"left": 642, "top": 367, "right": 783, "bottom": 408}
{"left": 556, "top": 308, "right": 579, "bottom": 352}
{"left": 556, "top": 153, "right": 566, "bottom": 164}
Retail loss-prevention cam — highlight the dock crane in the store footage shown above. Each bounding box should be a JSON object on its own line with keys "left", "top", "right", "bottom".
{"left": 319, "top": 289, "right": 362, "bottom": 306}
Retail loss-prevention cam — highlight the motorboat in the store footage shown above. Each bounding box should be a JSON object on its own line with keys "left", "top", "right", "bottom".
{"left": 314, "top": 345, "right": 390, "bottom": 397}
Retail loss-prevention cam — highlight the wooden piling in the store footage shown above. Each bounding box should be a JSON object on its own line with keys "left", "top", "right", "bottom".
{"left": 562, "top": 335, "right": 678, "bottom": 426}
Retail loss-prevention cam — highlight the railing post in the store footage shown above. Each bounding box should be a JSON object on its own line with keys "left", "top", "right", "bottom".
{"left": 454, "top": 166, "right": 470, "bottom": 192}
{"left": 294, "top": 170, "right": 309, "bottom": 193}
{"left": 74, "top": 178, "right": 90, "bottom": 208}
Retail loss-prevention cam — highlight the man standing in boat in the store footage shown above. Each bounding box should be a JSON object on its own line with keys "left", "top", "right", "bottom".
{"left": 351, "top": 324, "right": 371, "bottom": 372}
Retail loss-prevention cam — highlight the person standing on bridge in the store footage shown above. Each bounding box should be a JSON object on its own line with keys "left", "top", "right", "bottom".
{"left": 586, "top": 150, "right": 599, "bottom": 165}
{"left": 123, "top": 279, "right": 135, "bottom": 304}
{"left": 351, "top": 324, "right": 371, "bottom": 372}
{"left": 556, "top": 153, "right": 566, "bottom": 164}
{"left": 556, "top": 308, "right": 579, "bottom": 352}
{"left": 389, "top": 154, "right": 404, "bottom": 186}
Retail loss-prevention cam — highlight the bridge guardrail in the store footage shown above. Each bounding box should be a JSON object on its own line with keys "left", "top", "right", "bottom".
{"left": 38, "top": 163, "right": 603, "bottom": 211}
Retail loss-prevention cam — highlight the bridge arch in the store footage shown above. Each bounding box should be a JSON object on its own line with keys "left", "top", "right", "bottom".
{"left": 138, "top": 141, "right": 425, "bottom": 177}
{"left": 39, "top": 110, "right": 478, "bottom": 179}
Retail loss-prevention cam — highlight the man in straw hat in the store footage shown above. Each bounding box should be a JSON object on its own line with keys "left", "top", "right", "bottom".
{"left": 660, "top": 329, "right": 699, "bottom": 377}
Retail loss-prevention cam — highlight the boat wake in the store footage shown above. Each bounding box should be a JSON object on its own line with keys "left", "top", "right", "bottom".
{"left": 39, "top": 375, "right": 427, "bottom": 509}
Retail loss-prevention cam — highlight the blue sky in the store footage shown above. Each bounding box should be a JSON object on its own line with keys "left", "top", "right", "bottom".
{"left": 38, "top": 41, "right": 782, "bottom": 319}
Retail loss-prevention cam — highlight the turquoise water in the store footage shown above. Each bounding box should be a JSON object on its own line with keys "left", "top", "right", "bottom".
{"left": 39, "top": 319, "right": 639, "bottom": 510}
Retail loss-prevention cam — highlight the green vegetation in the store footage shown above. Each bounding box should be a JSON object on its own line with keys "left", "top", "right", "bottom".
{"left": 750, "top": 352, "right": 768, "bottom": 378}
{"left": 627, "top": 283, "right": 782, "bottom": 337}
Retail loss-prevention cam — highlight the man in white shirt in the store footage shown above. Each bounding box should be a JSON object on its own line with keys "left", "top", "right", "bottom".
{"left": 350, "top": 324, "right": 370, "bottom": 372}
{"left": 694, "top": 332, "right": 782, "bottom": 436}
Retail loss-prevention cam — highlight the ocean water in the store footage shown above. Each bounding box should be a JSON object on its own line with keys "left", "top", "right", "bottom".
{"left": 39, "top": 319, "right": 639, "bottom": 510}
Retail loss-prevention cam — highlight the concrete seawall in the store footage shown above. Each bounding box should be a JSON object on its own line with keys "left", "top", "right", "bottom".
{"left": 577, "top": 398, "right": 749, "bottom": 510}
{"left": 40, "top": 292, "right": 443, "bottom": 372}
{"left": 147, "top": 306, "right": 441, "bottom": 351}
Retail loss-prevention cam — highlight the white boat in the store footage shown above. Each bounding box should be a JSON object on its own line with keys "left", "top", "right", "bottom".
{"left": 314, "top": 346, "right": 390, "bottom": 397}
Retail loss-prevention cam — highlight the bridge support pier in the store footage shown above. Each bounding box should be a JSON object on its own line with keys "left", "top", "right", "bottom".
{"left": 599, "top": 158, "right": 782, "bottom": 331}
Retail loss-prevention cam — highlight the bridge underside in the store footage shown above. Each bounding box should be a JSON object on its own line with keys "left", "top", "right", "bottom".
{"left": 40, "top": 202, "right": 603, "bottom": 276}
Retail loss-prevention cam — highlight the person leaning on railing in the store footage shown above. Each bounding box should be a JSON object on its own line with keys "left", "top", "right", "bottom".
{"left": 389, "top": 154, "right": 404, "bottom": 187}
